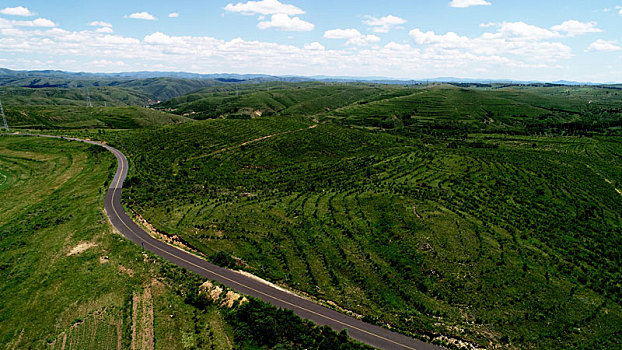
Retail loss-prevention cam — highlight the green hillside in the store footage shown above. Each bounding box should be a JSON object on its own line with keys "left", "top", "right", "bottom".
{"left": 0, "top": 134, "right": 371, "bottom": 350}
{"left": 0, "top": 77, "right": 226, "bottom": 102}
{"left": 104, "top": 117, "right": 622, "bottom": 349}
{"left": 156, "top": 83, "right": 413, "bottom": 119}
{"left": 158, "top": 83, "right": 622, "bottom": 136}
{"left": 112, "top": 77, "right": 226, "bottom": 101}
{"left": 0, "top": 86, "right": 152, "bottom": 106}
{"left": 3, "top": 105, "right": 191, "bottom": 129}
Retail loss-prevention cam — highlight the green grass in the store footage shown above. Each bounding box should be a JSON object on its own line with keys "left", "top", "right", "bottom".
{"left": 156, "top": 82, "right": 412, "bottom": 120}
{"left": 0, "top": 86, "right": 152, "bottom": 106}
{"left": 0, "top": 135, "right": 142, "bottom": 347}
{"left": 0, "top": 77, "right": 227, "bottom": 103}
{"left": 3, "top": 105, "right": 191, "bottom": 130}
{"left": 108, "top": 116, "right": 622, "bottom": 349}
{"left": 0, "top": 134, "right": 371, "bottom": 350}
{"left": 158, "top": 83, "right": 622, "bottom": 137}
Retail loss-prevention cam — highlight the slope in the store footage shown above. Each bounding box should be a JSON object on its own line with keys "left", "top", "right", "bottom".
{"left": 105, "top": 117, "right": 622, "bottom": 349}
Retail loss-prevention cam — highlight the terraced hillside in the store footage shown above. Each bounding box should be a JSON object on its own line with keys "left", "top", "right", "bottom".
{"left": 159, "top": 83, "right": 622, "bottom": 136}
{"left": 109, "top": 117, "right": 622, "bottom": 349}
{"left": 0, "top": 86, "right": 152, "bottom": 106}
{"left": 3, "top": 106, "right": 190, "bottom": 129}
{"left": 156, "top": 82, "right": 413, "bottom": 119}
{"left": 0, "top": 134, "right": 372, "bottom": 350}
{"left": 0, "top": 76, "right": 226, "bottom": 103}
{"left": 326, "top": 85, "right": 622, "bottom": 134}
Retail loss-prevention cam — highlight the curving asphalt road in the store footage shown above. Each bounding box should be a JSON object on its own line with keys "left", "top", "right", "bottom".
{"left": 30, "top": 134, "right": 445, "bottom": 350}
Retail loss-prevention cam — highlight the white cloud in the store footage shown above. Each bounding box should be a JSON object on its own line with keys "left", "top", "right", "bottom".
{"left": 324, "top": 28, "right": 381, "bottom": 46}
{"left": 304, "top": 42, "right": 325, "bottom": 50}
{"left": 257, "top": 13, "right": 314, "bottom": 31}
{"left": 0, "top": 17, "right": 593, "bottom": 81}
{"left": 224, "top": 0, "right": 304, "bottom": 16}
{"left": 409, "top": 22, "right": 572, "bottom": 61}
{"left": 364, "top": 15, "right": 406, "bottom": 33}
{"left": 410, "top": 29, "right": 469, "bottom": 45}
{"left": 226, "top": 1, "right": 313, "bottom": 32}
{"left": 168, "top": 12, "right": 179, "bottom": 18}
{"left": 586, "top": 39, "right": 621, "bottom": 52}
{"left": 551, "top": 20, "right": 601, "bottom": 37}
{"left": 0, "top": 17, "right": 56, "bottom": 27}
{"left": 89, "top": 21, "right": 112, "bottom": 28}
{"left": 450, "top": 0, "right": 491, "bottom": 8}
{"left": 488, "top": 22, "right": 560, "bottom": 40}
{"left": 0, "top": 6, "right": 35, "bottom": 16}
{"left": 96, "top": 27, "right": 114, "bottom": 33}
{"left": 126, "top": 12, "right": 157, "bottom": 21}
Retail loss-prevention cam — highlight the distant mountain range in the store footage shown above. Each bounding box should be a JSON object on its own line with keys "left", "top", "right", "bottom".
{"left": 1, "top": 68, "right": 619, "bottom": 87}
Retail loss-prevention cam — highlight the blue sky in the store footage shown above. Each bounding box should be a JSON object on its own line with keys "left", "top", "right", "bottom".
{"left": 1, "top": 0, "right": 621, "bottom": 82}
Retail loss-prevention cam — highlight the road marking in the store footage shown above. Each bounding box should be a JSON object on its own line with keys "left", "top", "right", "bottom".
{"left": 108, "top": 186, "right": 419, "bottom": 350}
{"left": 21, "top": 134, "right": 430, "bottom": 350}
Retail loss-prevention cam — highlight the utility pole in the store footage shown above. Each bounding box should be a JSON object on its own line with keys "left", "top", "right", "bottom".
{"left": 86, "top": 87, "right": 93, "bottom": 108}
{"left": 0, "top": 96, "right": 8, "bottom": 131}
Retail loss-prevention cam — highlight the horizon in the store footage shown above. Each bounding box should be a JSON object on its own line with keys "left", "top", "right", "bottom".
{"left": 3, "top": 67, "right": 620, "bottom": 85}
{"left": 1, "top": 1, "right": 622, "bottom": 82}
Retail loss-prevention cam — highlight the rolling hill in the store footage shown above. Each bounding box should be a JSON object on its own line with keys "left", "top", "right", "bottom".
{"left": 104, "top": 116, "right": 621, "bottom": 349}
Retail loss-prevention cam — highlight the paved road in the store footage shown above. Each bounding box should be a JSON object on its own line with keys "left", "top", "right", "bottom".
{"left": 29, "top": 134, "right": 446, "bottom": 350}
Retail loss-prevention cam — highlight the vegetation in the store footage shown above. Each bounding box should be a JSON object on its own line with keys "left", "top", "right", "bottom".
{"left": 3, "top": 105, "right": 190, "bottom": 129}
{"left": 0, "top": 86, "right": 153, "bottom": 106}
{"left": 0, "top": 134, "right": 372, "bottom": 349}
{"left": 157, "top": 83, "right": 622, "bottom": 137}
{"left": 2, "top": 81, "right": 622, "bottom": 349}
{"left": 155, "top": 82, "right": 412, "bottom": 120}
{"left": 107, "top": 99, "right": 621, "bottom": 348}
{"left": 0, "top": 74, "right": 228, "bottom": 102}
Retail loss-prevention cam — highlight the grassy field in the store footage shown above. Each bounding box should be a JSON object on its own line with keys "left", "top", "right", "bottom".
{"left": 108, "top": 116, "right": 622, "bottom": 349}
{"left": 0, "top": 134, "right": 372, "bottom": 349}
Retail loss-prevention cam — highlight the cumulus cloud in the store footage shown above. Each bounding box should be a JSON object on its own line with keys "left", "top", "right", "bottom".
{"left": 96, "top": 27, "right": 114, "bottom": 33}
{"left": 364, "top": 15, "right": 406, "bottom": 33}
{"left": 304, "top": 42, "right": 325, "bottom": 50}
{"left": 225, "top": 0, "right": 312, "bottom": 31}
{"left": 324, "top": 28, "right": 381, "bottom": 46}
{"left": 0, "top": 16, "right": 583, "bottom": 80}
{"left": 450, "top": 0, "right": 491, "bottom": 8}
{"left": 126, "top": 12, "right": 157, "bottom": 21}
{"left": 551, "top": 20, "right": 601, "bottom": 37}
{"left": 224, "top": 0, "right": 304, "bottom": 16}
{"left": 0, "top": 6, "right": 35, "bottom": 16}
{"left": 409, "top": 22, "right": 573, "bottom": 61}
{"left": 483, "top": 22, "right": 560, "bottom": 40}
{"left": 258, "top": 13, "right": 314, "bottom": 31}
{"left": 586, "top": 39, "right": 621, "bottom": 52}
{"left": 89, "top": 21, "right": 112, "bottom": 28}
{"left": 168, "top": 12, "right": 179, "bottom": 18}
{"left": 0, "top": 17, "right": 56, "bottom": 28}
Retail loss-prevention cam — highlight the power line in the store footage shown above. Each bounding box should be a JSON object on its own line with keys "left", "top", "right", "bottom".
{"left": 86, "top": 87, "right": 93, "bottom": 108}
{"left": 0, "top": 97, "right": 8, "bottom": 131}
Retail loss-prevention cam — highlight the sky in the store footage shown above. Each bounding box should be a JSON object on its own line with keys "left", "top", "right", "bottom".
{"left": 1, "top": 0, "right": 622, "bottom": 82}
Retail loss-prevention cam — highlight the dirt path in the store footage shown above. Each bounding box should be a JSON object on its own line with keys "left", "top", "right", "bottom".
{"left": 190, "top": 123, "right": 318, "bottom": 161}
{"left": 131, "top": 287, "right": 155, "bottom": 350}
